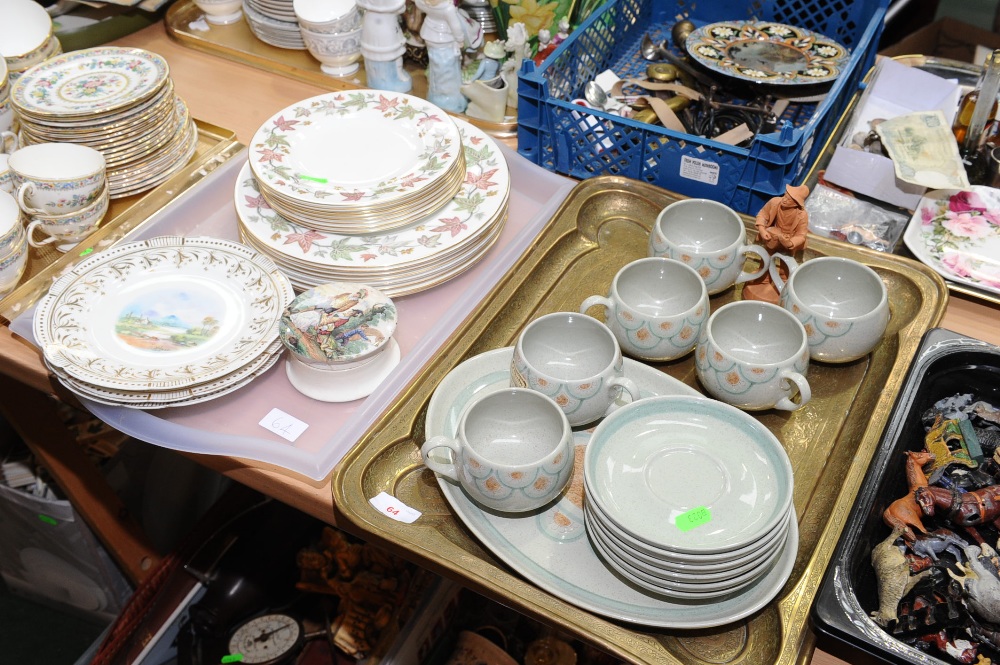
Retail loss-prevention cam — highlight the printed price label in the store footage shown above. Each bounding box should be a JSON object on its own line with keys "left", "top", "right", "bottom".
{"left": 258, "top": 408, "right": 309, "bottom": 442}
{"left": 675, "top": 506, "right": 712, "bottom": 532}
{"left": 679, "top": 155, "right": 721, "bottom": 185}
{"left": 370, "top": 492, "right": 422, "bottom": 524}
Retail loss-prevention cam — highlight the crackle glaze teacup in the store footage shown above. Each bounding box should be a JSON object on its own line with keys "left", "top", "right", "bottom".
{"left": 511, "top": 311, "right": 640, "bottom": 427}
{"left": 695, "top": 300, "right": 811, "bottom": 412}
{"left": 770, "top": 254, "right": 889, "bottom": 363}
{"left": 9, "top": 143, "right": 106, "bottom": 216}
{"left": 421, "top": 388, "right": 574, "bottom": 513}
{"left": 580, "top": 257, "right": 709, "bottom": 361}
{"left": 649, "top": 198, "right": 770, "bottom": 295}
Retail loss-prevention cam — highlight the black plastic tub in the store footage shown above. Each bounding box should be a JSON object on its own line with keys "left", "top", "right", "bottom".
{"left": 812, "top": 327, "right": 1000, "bottom": 665}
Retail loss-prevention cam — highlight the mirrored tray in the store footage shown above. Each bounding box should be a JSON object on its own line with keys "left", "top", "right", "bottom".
{"left": 331, "top": 176, "right": 948, "bottom": 665}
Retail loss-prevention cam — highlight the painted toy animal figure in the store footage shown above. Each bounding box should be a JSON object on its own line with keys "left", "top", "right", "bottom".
{"left": 912, "top": 528, "right": 970, "bottom": 563}
{"left": 949, "top": 545, "right": 1000, "bottom": 625}
{"left": 871, "top": 527, "right": 933, "bottom": 627}
{"left": 883, "top": 451, "right": 936, "bottom": 542}
{"left": 917, "top": 630, "right": 980, "bottom": 664}
{"left": 915, "top": 484, "right": 1000, "bottom": 546}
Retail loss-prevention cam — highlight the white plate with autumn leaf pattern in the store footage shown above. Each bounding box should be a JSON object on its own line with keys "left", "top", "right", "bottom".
{"left": 236, "top": 117, "right": 510, "bottom": 272}
{"left": 248, "top": 90, "right": 464, "bottom": 210}
{"left": 903, "top": 186, "right": 1000, "bottom": 297}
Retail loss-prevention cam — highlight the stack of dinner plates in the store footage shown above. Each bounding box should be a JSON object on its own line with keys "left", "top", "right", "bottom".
{"left": 583, "top": 395, "right": 798, "bottom": 602}
{"left": 244, "top": 0, "right": 306, "bottom": 49}
{"left": 0, "top": 0, "right": 62, "bottom": 83}
{"left": 33, "top": 236, "right": 294, "bottom": 409}
{"left": 236, "top": 91, "right": 510, "bottom": 297}
{"left": 10, "top": 47, "right": 198, "bottom": 198}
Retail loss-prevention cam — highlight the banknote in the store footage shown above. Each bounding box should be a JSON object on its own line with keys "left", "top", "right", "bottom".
{"left": 874, "top": 110, "right": 971, "bottom": 190}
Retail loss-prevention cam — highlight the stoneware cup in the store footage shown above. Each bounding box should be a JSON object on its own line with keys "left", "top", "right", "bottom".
{"left": 421, "top": 388, "right": 574, "bottom": 513}
{"left": 25, "top": 184, "right": 109, "bottom": 250}
{"left": 770, "top": 254, "right": 889, "bottom": 363}
{"left": 580, "top": 257, "right": 709, "bottom": 361}
{"left": 695, "top": 300, "right": 811, "bottom": 411}
{"left": 9, "top": 143, "right": 106, "bottom": 216}
{"left": 649, "top": 198, "right": 770, "bottom": 295}
{"left": 511, "top": 311, "right": 640, "bottom": 427}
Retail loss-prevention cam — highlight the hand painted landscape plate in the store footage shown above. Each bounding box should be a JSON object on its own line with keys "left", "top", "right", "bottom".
{"left": 903, "top": 187, "right": 1000, "bottom": 297}
{"left": 34, "top": 236, "right": 294, "bottom": 391}
{"left": 425, "top": 347, "right": 799, "bottom": 628}
{"left": 685, "top": 21, "right": 850, "bottom": 85}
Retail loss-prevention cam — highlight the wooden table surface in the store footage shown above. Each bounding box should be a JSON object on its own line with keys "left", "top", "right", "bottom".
{"left": 2, "top": 19, "right": 997, "bottom": 665}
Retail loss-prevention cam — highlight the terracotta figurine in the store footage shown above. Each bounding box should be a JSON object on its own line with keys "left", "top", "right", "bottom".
{"left": 742, "top": 183, "right": 811, "bottom": 303}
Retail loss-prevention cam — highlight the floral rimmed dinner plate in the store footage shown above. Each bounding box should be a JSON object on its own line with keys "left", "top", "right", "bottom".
{"left": 685, "top": 21, "right": 850, "bottom": 85}
{"left": 34, "top": 236, "right": 294, "bottom": 391}
{"left": 903, "top": 187, "right": 1000, "bottom": 296}
{"left": 237, "top": 118, "right": 510, "bottom": 271}
{"left": 12, "top": 46, "right": 170, "bottom": 117}
{"left": 249, "top": 90, "right": 463, "bottom": 210}
{"left": 424, "top": 347, "right": 799, "bottom": 628}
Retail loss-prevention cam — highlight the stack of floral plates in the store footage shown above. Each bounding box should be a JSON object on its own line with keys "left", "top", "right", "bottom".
{"left": 33, "top": 236, "right": 294, "bottom": 409}
{"left": 0, "top": 0, "right": 61, "bottom": 83}
{"left": 237, "top": 91, "right": 509, "bottom": 297}
{"left": 583, "top": 395, "right": 797, "bottom": 602}
{"left": 11, "top": 47, "right": 197, "bottom": 198}
{"left": 244, "top": 0, "right": 306, "bottom": 50}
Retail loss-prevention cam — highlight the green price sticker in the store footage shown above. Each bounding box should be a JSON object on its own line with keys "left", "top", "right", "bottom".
{"left": 297, "top": 174, "right": 328, "bottom": 184}
{"left": 78, "top": 247, "right": 94, "bottom": 257}
{"left": 221, "top": 655, "right": 244, "bottom": 663}
{"left": 675, "top": 506, "right": 711, "bottom": 532}
{"left": 37, "top": 514, "right": 58, "bottom": 526}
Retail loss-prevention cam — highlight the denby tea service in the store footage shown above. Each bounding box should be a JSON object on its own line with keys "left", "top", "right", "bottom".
{"left": 770, "top": 254, "right": 890, "bottom": 363}
{"left": 421, "top": 388, "right": 574, "bottom": 513}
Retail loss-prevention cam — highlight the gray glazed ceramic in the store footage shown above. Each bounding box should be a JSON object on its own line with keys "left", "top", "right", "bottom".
{"left": 580, "top": 257, "right": 709, "bottom": 361}
{"left": 421, "top": 388, "right": 574, "bottom": 513}
{"left": 648, "top": 198, "right": 769, "bottom": 294}
{"left": 695, "top": 300, "right": 811, "bottom": 411}
{"left": 771, "top": 254, "right": 889, "bottom": 363}
{"left": 511, "top": 311, "right": 640, "bottom": 427}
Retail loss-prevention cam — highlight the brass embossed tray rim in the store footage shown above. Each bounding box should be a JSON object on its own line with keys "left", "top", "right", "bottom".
{"left": 0, "top": 118, "right": 242, "bottom": 324}
{"left": 330, "top": 176, "right": 949, "bottom": 665}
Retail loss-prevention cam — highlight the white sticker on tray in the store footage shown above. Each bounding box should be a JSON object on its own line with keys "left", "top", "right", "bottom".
{"left": 370, "top": 492, "right": 422, "bottom": 523}
{"left": 680, "top": 155, "right": 720, "bottom": 185}
{"left": 259, "top": 408, "right": 309, "bottom": 442}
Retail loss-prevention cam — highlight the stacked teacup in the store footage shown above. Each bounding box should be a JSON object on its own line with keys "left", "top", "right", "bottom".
{"left": 0, "top": 190, "right": 28, "bottom": 297}
{"left": 8, "top": 143, "right": 108, "bottom": 252}
{"left": 295, "top": 0, "right": 363, "bottom": 77}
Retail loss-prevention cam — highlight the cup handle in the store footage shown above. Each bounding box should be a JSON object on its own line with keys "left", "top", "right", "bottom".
{"left": 774, "top": 369, "right": 810, "bottom": 411}
{"left": 769, "top": 253, "right": 799, "bottom": 292}
{"left": 420, "top": 435, "right": 462, "bottom": 482}
{"left": 16, "top": 183, "right": 44, "bottom": 217}
{"left": 735, "top": 243, "right": 770, "bottom": 284}
{"left": 25, "top": 220, "right": 57, "bottom": 248}
{"left": 580, "top": 295, "right": 613, "bottom": 317}
{"left": 607, "top": 376, "right": 641, "bottom": 414}
{"left": 0, "top": 131, "right": 16, "bottom": 154}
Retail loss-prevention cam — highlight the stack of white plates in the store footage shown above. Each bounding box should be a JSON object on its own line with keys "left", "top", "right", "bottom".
{"left": 244, "top": 0, "right": 306, "bottom": 49}
{"left": 583, "top": 395, "right": 797, "bottom": 601}
{"left": 236, "top": 91, "right": 509, "bottom": 297}
{"left": 33, "top": 237, "right": 294, "bottom": 409}
{"left": 0, "top": 0, "right": 62, "bottom": 83}
{"left": 11, "top": 47, "right": 198, "bottom": 198}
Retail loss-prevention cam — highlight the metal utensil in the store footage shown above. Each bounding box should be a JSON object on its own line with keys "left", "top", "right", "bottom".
{"left": 639, "top": 33, "right": 719, "bottom": 89}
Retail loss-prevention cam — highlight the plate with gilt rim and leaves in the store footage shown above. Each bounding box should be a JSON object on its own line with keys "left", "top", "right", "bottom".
{"left": 685, "top": 21, "right": 850, "bottom": 86}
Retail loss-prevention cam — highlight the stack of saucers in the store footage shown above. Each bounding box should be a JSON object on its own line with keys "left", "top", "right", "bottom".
{"left": 583, "top": 395, "right": 797, "bottom": 602}
{"left": 0, "top": 0, "right": 62, "bottom": 84}
{"left": 244, "top": 0, "right": 307, "bottom": 49}
{"left": 236, "top": 90, "right": 510, "bottom": 297}
{"left": 33, "top": 236, "right": 295, "bottom": 409}
{"left": 10, "top": 47, "right": 198, "bottom": 198}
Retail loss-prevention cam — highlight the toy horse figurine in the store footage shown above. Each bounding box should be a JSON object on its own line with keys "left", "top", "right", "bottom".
{"left": 883, "top": 451, "right": 936, "bottom": 542}
{"left": 915, "top": 484, "right": 1000, "bottom": 547}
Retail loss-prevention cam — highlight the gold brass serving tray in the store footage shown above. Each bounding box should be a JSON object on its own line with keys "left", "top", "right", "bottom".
{"left": 164, "top": 0, "right": 517, "bottom": 138}
{"left": 331, "top": 176, "right": 948, "bottom": 665}
{"left": 0, "top": 119, "right": 242, "bottom": 324}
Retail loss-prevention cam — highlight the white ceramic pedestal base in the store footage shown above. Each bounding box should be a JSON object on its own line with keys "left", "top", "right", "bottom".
{"left": 285, "top": 337, "right": 401, "bottom": 402}
{"left": 320, "top": 61, "right": 361, "bottom": 77}
{"left": 203, "top": 9, "right": 244, "bottom": 24}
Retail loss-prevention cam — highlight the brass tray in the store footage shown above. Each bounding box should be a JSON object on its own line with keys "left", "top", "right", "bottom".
{"left": 0, "top": 119, "right": 242, "bottom": 323}
{"left": 164, "top": 0, "right": 517, "bottom": 138}
{"left": 331, "top": 176, "right": 948, "bottom": 665}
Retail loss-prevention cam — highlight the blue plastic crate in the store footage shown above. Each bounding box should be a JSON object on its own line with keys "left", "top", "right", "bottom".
{"left": 517, "top": 0, "right": 888, "bottom": 214}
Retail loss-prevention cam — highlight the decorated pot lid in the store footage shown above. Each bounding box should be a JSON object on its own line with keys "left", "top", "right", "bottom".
{"left": 279, "top": 281, "right": 397, "bottom": 367}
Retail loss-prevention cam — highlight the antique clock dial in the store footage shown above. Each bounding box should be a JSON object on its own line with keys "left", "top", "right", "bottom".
{"left": 227, "top": 613, "right": 303, "bottom": 664}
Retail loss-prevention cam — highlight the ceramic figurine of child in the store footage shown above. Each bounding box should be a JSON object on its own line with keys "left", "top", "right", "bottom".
{"left": 501, "top": 22, "right": 529, "bottom": 109}
{"left": 533, "top": 28, "right": 555, "bottom": 65}
{"left": 359, "top": 0, "right": 413, "bottom": 93}
{"left": 554, "top": 17, "right": 570, "bottom": 44}
{"left": 416, "top": 0, "right": 469, "bottom": 113}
